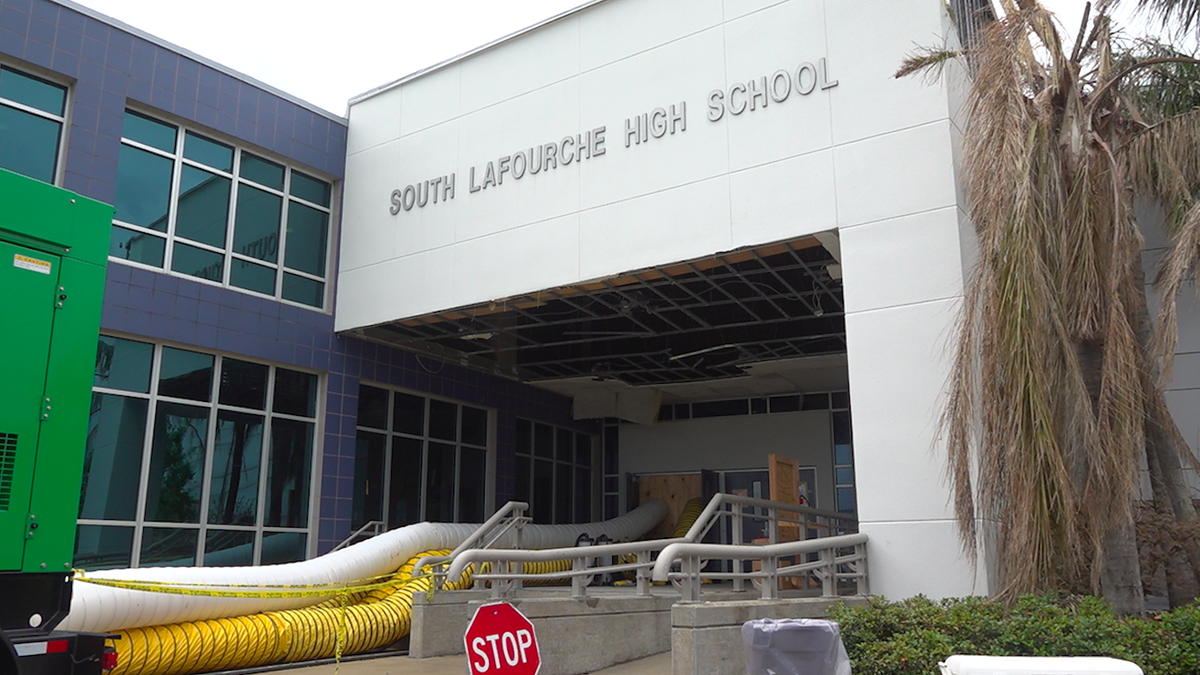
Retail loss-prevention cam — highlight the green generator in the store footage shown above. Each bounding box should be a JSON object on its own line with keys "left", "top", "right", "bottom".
{"left": 0, "top": 168, "right": 116, "bottom": 674}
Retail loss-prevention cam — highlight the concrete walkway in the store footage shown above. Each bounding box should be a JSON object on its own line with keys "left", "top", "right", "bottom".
{"left": 278, "top": 652, "right": 671, "bottom": 675}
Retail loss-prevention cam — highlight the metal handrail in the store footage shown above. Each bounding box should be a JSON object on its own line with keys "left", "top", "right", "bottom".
{"left": 652, "top": 533, "right": 869, "bottom": 601}
{"left": 447, "top": 538, "right": 688, "bottom": 598}
{"left": 329, "top": 520, "right": 385, "bottom": 552}
{"left": 682, "top": 493, "right": 858, "bottom": 545}
{"left": 413, "top": 501, "right": 531, "bottom": 580}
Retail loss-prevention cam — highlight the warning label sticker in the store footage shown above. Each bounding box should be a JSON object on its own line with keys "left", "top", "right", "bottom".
{"left": 14, "top": 254, "right": 52, "bottom": 275}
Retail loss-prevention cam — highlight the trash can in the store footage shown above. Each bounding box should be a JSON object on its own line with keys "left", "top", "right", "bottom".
{"left": 742, "top": 618, "right": 852, "bottom": 675}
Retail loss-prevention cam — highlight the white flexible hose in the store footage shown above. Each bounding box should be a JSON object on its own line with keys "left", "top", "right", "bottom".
{"left": 62, "top": 500, "right": 667, "bottom": 633}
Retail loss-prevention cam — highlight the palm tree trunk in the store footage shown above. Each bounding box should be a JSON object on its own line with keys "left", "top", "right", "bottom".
{"left": 1101, "top": 514, "right": 1147, "bottom": 613}
{"left": 1131, "top": 256, "right": 1200, "bottom": 591}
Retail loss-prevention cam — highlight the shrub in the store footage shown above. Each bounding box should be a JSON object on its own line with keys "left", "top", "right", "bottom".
{"left": 827, "top": 595, "right": 1200, "bottom": 675}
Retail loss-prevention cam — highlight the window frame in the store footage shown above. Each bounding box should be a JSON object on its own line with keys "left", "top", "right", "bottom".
{"left": 110, "top": 107, "right": 335, "bottom": 311}
{"left": 77, "top": 334, "right": 323, "bottom": 568}
{"left": 353, "top": 384, "right": 494, "bottom": 530}
{"left": 514, "top": 418, "right": 595, "bottom": 525}
{"left": 0, "top": 61, "right": 70, "bottom": 186}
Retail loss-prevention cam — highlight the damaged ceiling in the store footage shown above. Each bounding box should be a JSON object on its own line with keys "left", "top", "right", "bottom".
{"left": 350, "top": 234, "right": 846, "bottom": 392}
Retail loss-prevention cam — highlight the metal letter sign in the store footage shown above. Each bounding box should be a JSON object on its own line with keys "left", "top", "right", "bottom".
{"left": 465, "top": 602, "right": 541, "bottom": 675}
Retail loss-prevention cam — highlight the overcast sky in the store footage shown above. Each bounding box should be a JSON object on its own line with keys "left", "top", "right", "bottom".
{"left": 69, "top": 0, "right": 1167, "bottom": 117}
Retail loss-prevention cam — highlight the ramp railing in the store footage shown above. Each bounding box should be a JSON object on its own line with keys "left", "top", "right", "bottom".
{"left": 419, "top": 493, "right": 867, "bottom": 601}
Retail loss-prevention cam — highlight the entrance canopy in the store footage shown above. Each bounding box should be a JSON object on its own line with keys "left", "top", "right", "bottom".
{"left": 346, "top": 236, "right": 843, "bottom": 388}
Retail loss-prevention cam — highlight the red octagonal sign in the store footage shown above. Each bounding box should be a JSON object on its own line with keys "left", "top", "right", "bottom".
{"left": 465, "top": 602, "right": 541, "bottom": 675}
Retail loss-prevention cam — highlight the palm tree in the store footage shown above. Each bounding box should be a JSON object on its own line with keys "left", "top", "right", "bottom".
{"left": 899, "top": 0, "right": 1200, "bottom": 613}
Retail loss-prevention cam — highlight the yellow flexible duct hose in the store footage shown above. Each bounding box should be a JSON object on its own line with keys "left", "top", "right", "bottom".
{"left": 106, "top": 551, "right": 574, "bottom": 675}
{"left": 672, "top": 498, "right": 704, "bottom": 538}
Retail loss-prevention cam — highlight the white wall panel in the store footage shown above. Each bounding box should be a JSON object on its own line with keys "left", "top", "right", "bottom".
{"left": 620, "top": 411, "right": 835, "bottom": 510}
{"left": 459, "top": 16, "right": 581, "bottom": 114}
{"left": 346, "top": 88, "right": 402, "bottom": 156}
{"left": 728, "top": 149, "right": 836, "bottom": 245}
{"left": 824, "top": 0, "right": 950, "bottom": 145}
{"left": 337, "top": 247, "right": 457, "bottom": 331}
{"left": 722, "top": 0, "right": 832, "bottom": 171}
{"left": 454, "top": 80, "right": 583, "bottom": 241}
{"left": 578, "top": 175, "right": 733, "bottom": 280}
{"left": 577, "top": 28, "right": 728, "bottom": 209}
{"left": 340, "top": 141, "right": 401, "bottom": 272}
{"left": 398, "top": 64, "right": 462, "bottom": 137}
{"left": 833, "top": 121, "right": 958, "bottom": 228}
{"left": 861, "top": 521, "right": 989, "bottom": 599}
{"left": 578, "top": 0, "right": 724, "bottom": 72}
{"left": 845, "top": 298, "right": 960, "bottom": 523}
{"left": 841, "top": 207, "right": 965, "bottom": 313}
{"left": 724, "top": 0, "right": 789, "bottom": 21}
{"left": 451, "top": 214, "right": 582, "bottom": 308}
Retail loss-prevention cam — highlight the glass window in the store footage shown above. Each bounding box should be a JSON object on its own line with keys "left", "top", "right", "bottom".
{"left": 175, "top": 166, "right": 230, "bottom": 248}
{"left": 209, "top": 411, "right": 264, "bottom": 525}
{"left": 281, "top": 274, "right": 324, "bottom": 309}
{"left": 110, "top": 226, "right": 166, "bottom": 267}
{"left": 183, "top": 131, "right": 233, "bottom": 172}
{"left": 357, "top": 385, "right": 389, "bottom": 430}
{"left": 354, "top": 387, "right": 492, "bottom": 527}
{"left": 291, "top": 171, "right": 331, "bottom": 206}
{"left": 514, "top": 419, "right": 594, "bottom": 524}
{"left": 284, "top": 203, "right": 328, "bottom": 277}
{"left": 79, "top": 394, "right": 147, "bottom": 520}
{"left": 144, "top": 402, "right": 208, "bottom": 523}
{"left": 74, "top": 525, "right": 134, "bottom": 570}
{"left": 266, "top": 418, "right": 313, "bottom": 528}
{"left": 241, "top": 153, "right": 284, "bottom": 190}
{"left": 123, "top": 110, "right": 175, "bottom": 152}
{"left": 352, "top": 432, "right": 387, "bottom": 529}
{"left": 95, "top": 336, "right": 154, "bottom": 393}
{"left": 260, "top": 531, "right": 306, "bottom": 565}
{"left": 77, "top": 340, "right": 319, "bottom": 568}
{"left": 172, "top": 242, "right": 224, "bottom": 282}
{"left": 233, "top": 185, "right": 281, "bottom": 263}
{"left": 0, "top": 67, "right": 66, "bottom": 184}
{"left": 140, "top": 527, "right": 198, "bottom": 566}
{"left": 159, "top": 347, "right": 214, "bottom": 402}
{"left": 230, "top": 259, "right": 276, "bottom": 295}
{"left": 219, "top": 359, "right": 269, "bottom": 410}
{"left": 274, "top": 368, "right": 316, "bottom": 417}
{"left": 114, "top": 145, "right": 173, "bottom": 230}
{"left": 110, "top": 110, "right": 334, "bottom": 308}
{"left": 204, "top": 530, "right": 255, "bottom": 566}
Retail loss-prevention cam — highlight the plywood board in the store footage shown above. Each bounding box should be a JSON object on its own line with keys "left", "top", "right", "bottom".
{"left": 637, "top": 473, "right": 702, "bottom": 540}
{"left": 768, "top": 453, "right": 801, "bottom": 542}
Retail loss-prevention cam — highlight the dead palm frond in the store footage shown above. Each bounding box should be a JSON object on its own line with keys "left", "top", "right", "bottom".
{"left": 906, "top": 0, "right": 1200, "bottom": 608}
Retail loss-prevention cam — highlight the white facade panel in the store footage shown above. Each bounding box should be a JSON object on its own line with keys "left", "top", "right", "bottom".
{"left": 339, "top": 0, "right": 957, "bottom": 332}
{"left": 727, "top": 150, "right": 837, "bottom": 246}
{"left": 860, "top": 520, "right": 989, "bottom": 599}
{"left": 833, "top": 120, "right": 959, "bottom": 229}
{"left": 451, "top": 214, "right": 583, "bottom": 308}
{"left": 577, "top": 0, "right": 724, "bottom": 72}
{"left": 459, "top": 16, "right": 582, "bottom": 114}
{"left": 824, "top": 0, "right": 951, "bottom": 145}
{"left": 578, "top": 175, "right": 733, "bottom": 280}
{"left": 840, "top": 207, "right": 965, "bottom": 313}
{"left": 844, "top": 297, "right": 962, "bottom": 525}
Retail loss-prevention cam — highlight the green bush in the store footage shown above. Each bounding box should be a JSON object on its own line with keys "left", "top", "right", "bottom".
{"left": 827, "top": 595, "right": 1200, "bottom": 675}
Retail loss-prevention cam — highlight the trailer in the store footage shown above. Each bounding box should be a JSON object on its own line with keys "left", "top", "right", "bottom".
{"left": 0, "top": 168, "right": 117, "bottom": 674}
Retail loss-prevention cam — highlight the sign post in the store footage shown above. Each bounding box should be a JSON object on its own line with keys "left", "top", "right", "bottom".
{"left": 464, "top": 602, "right": 541, "bottom": 675}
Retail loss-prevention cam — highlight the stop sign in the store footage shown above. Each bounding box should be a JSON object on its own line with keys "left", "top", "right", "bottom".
{"left": 464, "top": 602, "right": 541, "bottom": 675}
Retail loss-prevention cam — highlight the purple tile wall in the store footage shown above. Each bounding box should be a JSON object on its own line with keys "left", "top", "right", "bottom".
{"left": 2, "top": 0, "right": 347, "bottom": 206}
{"left": 315, "top": 336, "right": 591, "bottom": 553}
{"left": 9, "top": 0, "right": 584, "bottom": 561}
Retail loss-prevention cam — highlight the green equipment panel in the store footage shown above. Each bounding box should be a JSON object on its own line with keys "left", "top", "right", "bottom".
{"left": 0, "top": 241, "right": 61, "bottom": 571}
{"left": 0, "top": 169, "right": 112, "bottom": 574}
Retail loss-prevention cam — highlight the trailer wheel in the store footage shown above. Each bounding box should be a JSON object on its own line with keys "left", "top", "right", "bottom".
{"left": 0, "top": 630, "right": 19, "bottom": 675}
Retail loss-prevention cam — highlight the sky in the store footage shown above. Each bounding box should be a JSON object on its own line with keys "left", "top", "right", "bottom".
{"left": 68, "top": 0, "right": 1171, "bottom": 117}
